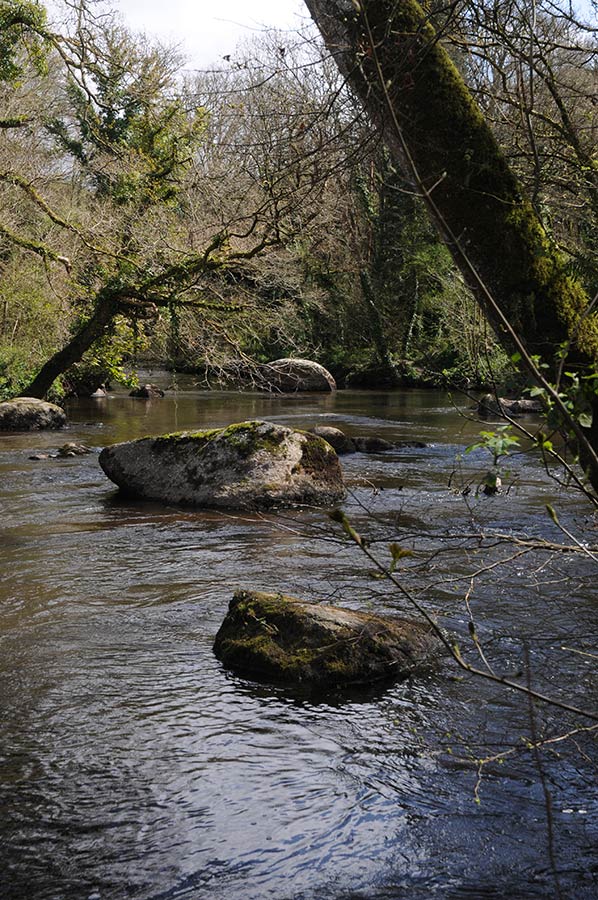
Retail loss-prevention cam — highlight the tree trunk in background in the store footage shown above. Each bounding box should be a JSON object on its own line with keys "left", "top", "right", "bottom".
{"left": 304, "top": 0, "right": 598, "bottom": 487}
{"left": 359, "top": 269, "right": 399, "bottom": 382}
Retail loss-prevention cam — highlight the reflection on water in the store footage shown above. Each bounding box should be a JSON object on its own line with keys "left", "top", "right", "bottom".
{"left": 0, "top": 386, "right": 596, "bottom": 899}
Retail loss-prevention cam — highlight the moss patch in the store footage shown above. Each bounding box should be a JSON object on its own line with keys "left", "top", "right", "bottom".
{"left": 218, "top": 421, "right": 288, "bottom": 457}
{"left": 295, "top": 432, "right": 342, "bottom": 487}
{"left": 151, "top": 427, "right": 221, "bottom": 453}
{"left": 150, "top": 421, "right": 288, "bottom": 459}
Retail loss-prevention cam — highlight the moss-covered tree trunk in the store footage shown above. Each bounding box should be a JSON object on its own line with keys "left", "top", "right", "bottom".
{"left": 305, "top": 0, "right": 598, "bottom": 485}
{"left": 24, "top": 294, "right": 119, "bottom": 399}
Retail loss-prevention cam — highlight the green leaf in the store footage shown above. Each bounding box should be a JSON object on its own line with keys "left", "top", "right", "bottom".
{"left": 464, "top": 442, "right": 482, "bottom": 455}
{"left": 389, "top": 542, "right": 414, "bottom": 572}
{"left": 578, "top": 411, "right": 593, "bottom": 428}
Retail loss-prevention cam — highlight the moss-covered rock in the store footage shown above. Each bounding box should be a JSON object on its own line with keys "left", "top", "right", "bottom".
{"left": 213, "top": 589, "right": 440, "bottom": 688}
{"left": 0, "top": 397, "right": 67, "bottom": 430}
{"left": 99, "top": 420, "right": 345, "bottom": 510}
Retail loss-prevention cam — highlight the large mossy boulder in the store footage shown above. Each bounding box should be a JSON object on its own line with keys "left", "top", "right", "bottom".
{"left": 0, "top": 397, "right": 67, "bottom": 431}
{"left": 262, "top": 358, "right": 337, "bottom": 392}
{"left": 213, "top": 590, "right": 440, "bottom": 688}
{"left": 99, "top": 419, "right": 345, "bottom": 510}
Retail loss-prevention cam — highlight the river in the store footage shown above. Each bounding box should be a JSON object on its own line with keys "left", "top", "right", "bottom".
{"left": 0, "top": 381, "right": 596, "bottom": 899}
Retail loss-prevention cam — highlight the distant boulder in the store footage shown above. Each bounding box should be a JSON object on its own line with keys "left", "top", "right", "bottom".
{"left": 129, "top": 383, "right": 165, "bottom": 398}
{"left": 99, "top": 419, "right": 345, "bottom": 510}
{"left": 213, "top": 590, "right": 440, "bottom": 688}
{"left": 262, "top": 358, "right": 336, "bottom": 393}
{"left": 0, "top": 397, "right": 67, "bottom": 431}
{"left": 478, "top": 394, "right": 542, "bottom": 417}
{"left": 56, "top": 442, "right": 92, "bottom": 457}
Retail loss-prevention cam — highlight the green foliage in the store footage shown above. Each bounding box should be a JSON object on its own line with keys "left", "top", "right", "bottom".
{"left": 0, "top": 0, "right": 48, "bottom": 82}
{"left": 526, "top": 351, "right": 598, "bottom": 434}
{"left": 465, "top": 425, "right": 520, "bottom": 494}
{"left": 47, "top": 26, "right": 206, "bottom": 208}
{"left": 466, "top": 426, "right": 520, "bottom": 468}
{"left": 389, "top": 543, "right": 414, "bottom": 572}
{"left": 0, "top": 345, "right": 35, "bottom": 400}
{"left": 0, "top": 252, "right": 69, "bottom": 398}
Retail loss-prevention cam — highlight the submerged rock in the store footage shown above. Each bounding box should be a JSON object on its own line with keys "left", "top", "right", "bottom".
{"left": 29, "top": 442, "right": 92, "bottom": 461}
{"left": 394, "top": 440, "right": 427, "bottom": 449}
{"left": 99, "top": 419, "right": 345, "bottom": 510}
{"left": 262, "top": 358, "right": 336, "bottom": 393}
{"left": 0, "top": 397, "right": 67, "bottom": 431}
{"left": 213, "top": 590, "right": 440, "bottom": 688}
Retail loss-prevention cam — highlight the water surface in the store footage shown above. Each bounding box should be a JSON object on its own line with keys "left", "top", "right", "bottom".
{"left": 1, "top": 383, "right": 596, "bottom": 899}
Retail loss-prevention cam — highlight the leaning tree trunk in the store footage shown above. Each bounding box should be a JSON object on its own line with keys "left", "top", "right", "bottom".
{"left": 24, "top": 294, "right": 119, "bottom": 399}
{"left": 304, "top": 0, "right": 598, "bottom": 487}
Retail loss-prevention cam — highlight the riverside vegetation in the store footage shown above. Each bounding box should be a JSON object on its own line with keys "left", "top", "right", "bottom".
{"left": 8, "top": 0, "right": 596, "bottom": 402}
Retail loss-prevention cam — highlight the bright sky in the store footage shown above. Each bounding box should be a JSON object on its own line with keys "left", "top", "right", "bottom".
{"left": 112, "top": 0, "right": 309, "bottom": 68}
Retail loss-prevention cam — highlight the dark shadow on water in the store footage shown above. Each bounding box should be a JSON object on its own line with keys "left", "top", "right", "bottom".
{"left": 219, "top": 664, "right": 439, "bottom": 708}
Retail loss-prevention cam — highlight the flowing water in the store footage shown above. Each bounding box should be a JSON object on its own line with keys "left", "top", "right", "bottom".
{"left": 1, "top": 380, "right": 596, "bottom": 900}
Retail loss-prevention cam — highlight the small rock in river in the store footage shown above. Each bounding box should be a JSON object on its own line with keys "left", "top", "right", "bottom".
{"left": 129, "top": 383, "right": 165, "bottom": 398}
{"left": 57, "top": 442, "right": 92, "bottom": 457}
{"left": 353, "top": 436, "right": 395, "bottom": 453}
{"left": 309, "top": 425, "right": 355, "bottom": 454}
